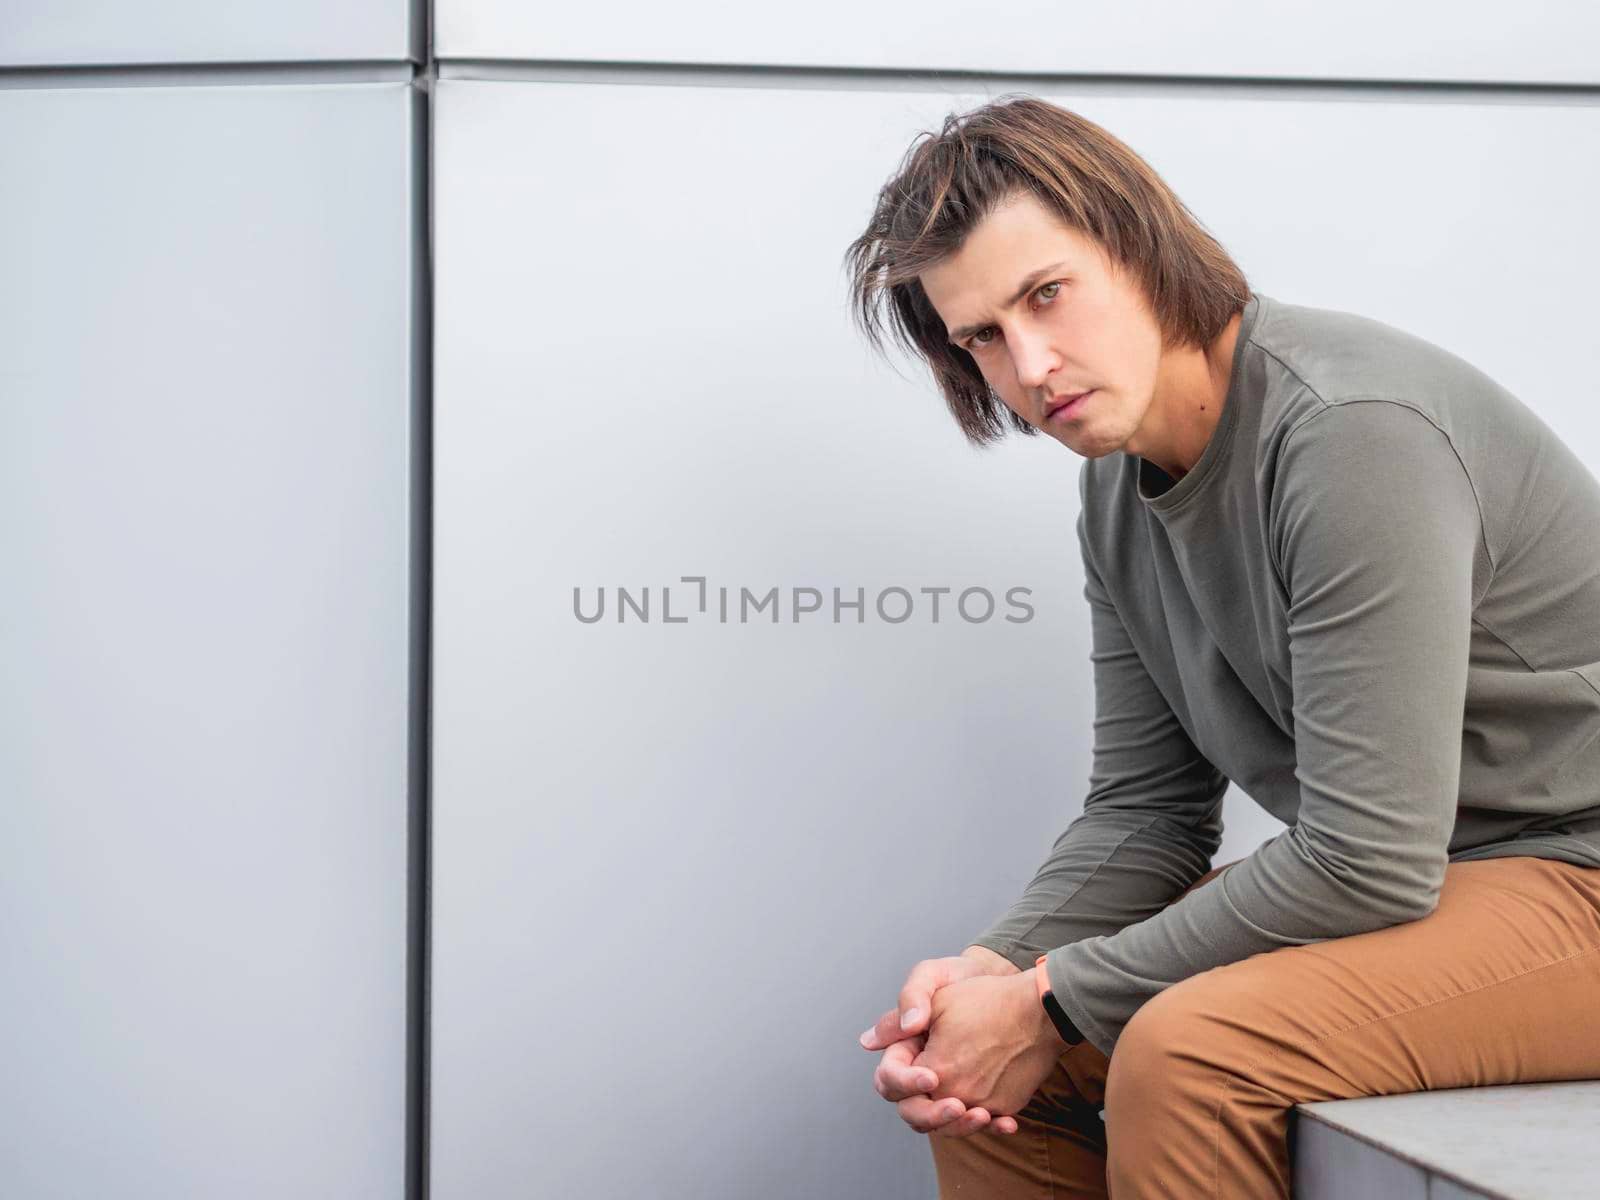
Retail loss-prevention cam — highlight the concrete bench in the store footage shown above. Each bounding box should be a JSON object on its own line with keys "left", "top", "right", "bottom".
{"left": 1292, "top": 1081, "right": 1600, "bottom": 1199}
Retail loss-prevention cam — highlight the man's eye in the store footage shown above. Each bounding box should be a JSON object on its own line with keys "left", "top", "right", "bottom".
{"left": 965, "top": 282, "right": 1062, "bottom": 351}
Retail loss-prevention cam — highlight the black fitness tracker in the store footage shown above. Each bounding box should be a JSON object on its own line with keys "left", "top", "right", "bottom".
{"left": 1035, "top": 952, "right": 1086, "bottom": 1046}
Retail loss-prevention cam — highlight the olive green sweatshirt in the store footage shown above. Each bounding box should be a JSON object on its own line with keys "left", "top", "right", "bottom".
{"left": 969, "top": 292, "right": 1600, "bottom": 1058}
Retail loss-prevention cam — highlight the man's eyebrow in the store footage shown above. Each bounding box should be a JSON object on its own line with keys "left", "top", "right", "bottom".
{"left": 946, "top": 261, "right": 1071, "bottom": 344}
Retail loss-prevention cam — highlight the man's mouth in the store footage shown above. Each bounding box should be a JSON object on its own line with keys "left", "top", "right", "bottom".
{"left": 1045, "top": 390, "right": 1094, "bottom": 421}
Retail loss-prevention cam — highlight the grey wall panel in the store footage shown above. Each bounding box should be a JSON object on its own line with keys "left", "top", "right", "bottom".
{"left": 0, "top": 0, "right": 415, "bottom": 68}
{"left": 431, "top": 79, "right": 1600, "bottom": 1199}
{"left": 0, "top": 82, "right": 416, "bottom": 1199}
{"left": 431, "top": 89, "right": 1102, "bottom": 1200}
{"left": 435, "top": 0, "right": 1600, "bottom": 85}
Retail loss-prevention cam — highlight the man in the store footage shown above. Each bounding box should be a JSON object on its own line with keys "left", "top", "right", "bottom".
{"left": 843, "top": 94, "right": 1600, "bottom": 1198}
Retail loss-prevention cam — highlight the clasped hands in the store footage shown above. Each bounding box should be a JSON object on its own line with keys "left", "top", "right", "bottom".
{"left": 857, "top": 945, "right": 1067, "bottom": 1138}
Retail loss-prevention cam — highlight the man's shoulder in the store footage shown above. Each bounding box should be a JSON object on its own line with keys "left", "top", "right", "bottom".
{"left": 1248, "top": 295, "right": 1526, "bottom": 436}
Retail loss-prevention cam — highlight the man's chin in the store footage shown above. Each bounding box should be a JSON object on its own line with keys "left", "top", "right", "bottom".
{"left": 1061, "top": 436, "right": 1117, "bottom": 460}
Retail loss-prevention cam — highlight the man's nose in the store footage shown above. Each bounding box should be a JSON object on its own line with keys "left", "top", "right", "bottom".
{"left": 1010, "top": 332, "right": 1060, "bottom": 392}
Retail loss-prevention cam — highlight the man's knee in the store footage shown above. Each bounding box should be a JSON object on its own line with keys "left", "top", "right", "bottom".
{"left": 1105, "top": 979, "right": 1238, "bottom": 1118}
{"left": 928, "top": 1123, "right": 1040, "bottom": 1197}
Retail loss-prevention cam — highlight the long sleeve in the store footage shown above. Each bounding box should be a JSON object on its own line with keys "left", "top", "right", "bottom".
{"left": 968, "top": 474, "right": 1231, "bottom": 970}
{"left": 1046, "top": 399, "right": 1485, "bottom": 1056}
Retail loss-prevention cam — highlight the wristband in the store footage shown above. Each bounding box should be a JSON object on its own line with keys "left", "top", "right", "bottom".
{"left": 1034, "top": 953, "right": 1086, "bottom": 1046}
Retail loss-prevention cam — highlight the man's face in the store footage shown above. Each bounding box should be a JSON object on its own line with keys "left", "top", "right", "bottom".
{"left": 919, "top": 189, "right": 1165, "bottom": 458}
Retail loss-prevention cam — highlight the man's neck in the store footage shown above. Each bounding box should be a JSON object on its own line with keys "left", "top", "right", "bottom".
{"left": 1137, "top": 310, "right": 1242, "bottom": 481}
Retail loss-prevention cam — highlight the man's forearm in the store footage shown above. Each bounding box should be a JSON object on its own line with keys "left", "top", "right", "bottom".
{"left": 962, "top": 944, "right": 1022, "bottom": 976}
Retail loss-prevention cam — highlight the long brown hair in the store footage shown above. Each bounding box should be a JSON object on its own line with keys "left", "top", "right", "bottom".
{"left": 843, "top": 94, "right": 1251, "bottom": 446}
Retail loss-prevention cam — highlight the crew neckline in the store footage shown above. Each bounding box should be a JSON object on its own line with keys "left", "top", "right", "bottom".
{"left": 1137, "top": 292, "right": 1263, "bottom": 514}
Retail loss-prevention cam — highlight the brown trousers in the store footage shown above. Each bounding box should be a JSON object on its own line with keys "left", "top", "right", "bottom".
{"left": 930, "top": 854, "right": 1600, "bottom": 1198}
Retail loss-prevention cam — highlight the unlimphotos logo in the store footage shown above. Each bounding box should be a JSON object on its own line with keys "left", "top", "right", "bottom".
{"left": 573, "top": 577, "right": 1035, "bottom": 625}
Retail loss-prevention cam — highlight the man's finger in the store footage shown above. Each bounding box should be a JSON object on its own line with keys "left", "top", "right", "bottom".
{"left": 859, "top": 1005, "right": 913, "bottom": 1051}
{"left": 930, "top": 1106, "right": 997, "bottom": 1138}
{"left": 896, "top": 982, "right": 933, "bottom": 1036}
{"left": 897, "top": 1094, "right": 968, "bottom": 1135}
{"left": 872, "top": 1038, "right": 938, "bottom": 1101}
